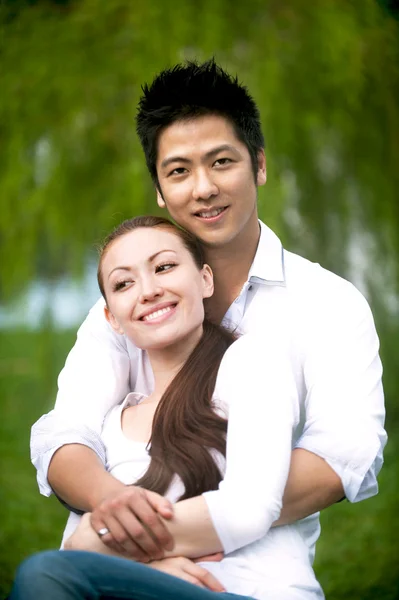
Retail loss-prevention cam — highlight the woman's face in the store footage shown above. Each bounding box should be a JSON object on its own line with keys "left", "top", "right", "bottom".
{"left": 101, "top": 227, "right": 213, "bottom": 352}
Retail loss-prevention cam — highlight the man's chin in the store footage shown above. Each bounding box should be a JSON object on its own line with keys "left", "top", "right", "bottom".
{"left": 195, "top": 231, "right": 234, "bottom": 249}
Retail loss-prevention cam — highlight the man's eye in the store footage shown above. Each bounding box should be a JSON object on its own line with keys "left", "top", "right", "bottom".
{"left": 113, "top": 280, "right": 133, "bottom": 291}
{"left": 214, "top": 158, "right": 232, "bottom": 166}
{"left": 156, "top": 263, "right": 176, "bottom": 273}
{"left": 169, "top": 167, "right": 186, "bottom": 176}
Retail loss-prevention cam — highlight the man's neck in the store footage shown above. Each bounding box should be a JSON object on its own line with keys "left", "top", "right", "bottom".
{"left": 203, "top": 221, "right": 261, "bottom": 324}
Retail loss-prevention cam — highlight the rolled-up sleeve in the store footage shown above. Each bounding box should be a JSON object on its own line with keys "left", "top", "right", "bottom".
{"left": 31, "top": 298, "right": 131, "bottom": 496}
{"left": 295, "top": 280, "right": 386, "bottom": 503}
{"left": 203, "top": 331, "right": 299, "bottom": 554}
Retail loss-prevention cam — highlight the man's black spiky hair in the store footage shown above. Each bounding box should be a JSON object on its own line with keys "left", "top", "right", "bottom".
{"left": 136, "top": 59, "right": 264, "bottom": 186}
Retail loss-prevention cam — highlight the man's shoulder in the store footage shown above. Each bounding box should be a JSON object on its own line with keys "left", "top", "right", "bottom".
{"left": 76, "top": 297, "right": 132, "bottom": 352}
{"left": 284, "top": 249, "right": 364, "bottom": 298}
{"left": 257, "top": 222, "right": 366, "bottom": 306}
{"left": 281, "top": 248, "right": 372, "bottom": 325}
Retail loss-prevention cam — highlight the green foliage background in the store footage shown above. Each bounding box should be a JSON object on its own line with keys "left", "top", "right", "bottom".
{"left": 1, "top": 1, "right": 398, "bottom": 598}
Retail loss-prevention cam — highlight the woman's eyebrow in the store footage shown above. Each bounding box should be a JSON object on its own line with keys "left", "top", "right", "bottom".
{"left": 107, "top": 250, "right": 177, "bottom": 279}
{"left": 107, "top": 265, "right": 132, "bottom": 279}
{"left": 148, "top": 249, "right": 176, "bottom": 262}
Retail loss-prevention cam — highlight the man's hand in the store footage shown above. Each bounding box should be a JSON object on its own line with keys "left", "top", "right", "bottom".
{"left": 149, "top": 557, "right": 226, "bottom": 591}
{"left": 90, "top": 486, "right": 174, "bottom": 561}
{"left": 65, "top": 513, "right": 112, "bottom": 554}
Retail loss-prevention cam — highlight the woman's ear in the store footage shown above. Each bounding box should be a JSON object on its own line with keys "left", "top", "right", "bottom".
{"left": 104, "top": 306, "right": 124, "bottom": 335}
{"left": 156, "top": 188, "right": 166, "bottom": 209}
{"left": 201, "top": 264, "right": 214, "bottom": 299}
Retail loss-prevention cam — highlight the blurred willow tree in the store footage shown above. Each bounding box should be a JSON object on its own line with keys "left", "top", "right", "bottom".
{"left": 1, "top": 3, "right": 399, "bottom": 597}
{"left": 1, "top": 0, "right": 398, "bottom": 307}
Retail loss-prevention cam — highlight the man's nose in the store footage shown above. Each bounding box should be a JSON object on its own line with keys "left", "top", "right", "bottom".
{"left": 192, "top": 169, "right": 219, "bottom": 201}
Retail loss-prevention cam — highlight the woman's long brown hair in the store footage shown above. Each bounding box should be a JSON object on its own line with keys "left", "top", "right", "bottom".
{"left": 98, "top": 216, "right": 236, "bottom": 500}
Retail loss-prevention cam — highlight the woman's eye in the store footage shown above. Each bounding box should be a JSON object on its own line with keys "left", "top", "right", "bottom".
{"left": 156, "top": 263, "right": 176, "bottom": 273}
{"left": 113, "top": 280, "right": 133, "bottom": 291}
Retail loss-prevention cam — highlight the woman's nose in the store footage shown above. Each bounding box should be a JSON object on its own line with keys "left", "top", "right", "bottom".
{"left": 138, "top": 276, "right": 164, "bottom": 303}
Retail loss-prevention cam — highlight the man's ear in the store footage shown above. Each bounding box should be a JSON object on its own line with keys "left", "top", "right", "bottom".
{"left": 256, "top": 149, "right": 267, "bottom": 186}
{"left": 104, "top": 306, "right": 124, "bottom": 335}
{"left": 201, "top": 264, "right": 214, "bottom": 299}
{"left": 157, "top": 188, "right": 166, "bottom": 209}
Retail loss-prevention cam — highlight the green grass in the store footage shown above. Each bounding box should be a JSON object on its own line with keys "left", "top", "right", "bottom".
{"left": 0, "top": 328, "right": 398, "bottom": 599}
{"left": 0, "top": 328, "right": 74, "bottom": 598}
{"left": 315, "top": 431, "right": 399, "bottom": 599}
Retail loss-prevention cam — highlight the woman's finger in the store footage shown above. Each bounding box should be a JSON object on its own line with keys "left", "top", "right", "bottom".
{"left": 184, "top": 561, "right": 226, "bottom": 592}
{"left": 194, "top": 551, "right": 224, "bottom": 563}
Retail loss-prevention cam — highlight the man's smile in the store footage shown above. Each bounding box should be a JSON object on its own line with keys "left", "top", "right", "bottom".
{"left": 194, "top": 206, "right": 229, "bottom": 221}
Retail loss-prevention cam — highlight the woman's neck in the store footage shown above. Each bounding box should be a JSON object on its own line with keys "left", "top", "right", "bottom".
{"left": 146, "top": 326, "right": 203, "bottom": 399}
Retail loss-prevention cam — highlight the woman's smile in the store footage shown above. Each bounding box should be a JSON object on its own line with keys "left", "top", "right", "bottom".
{"left": 138, "top": 302, "right": 178, "bottom": 324}
{"left": 101, "top": 226, "right": 213, "bottom": 352}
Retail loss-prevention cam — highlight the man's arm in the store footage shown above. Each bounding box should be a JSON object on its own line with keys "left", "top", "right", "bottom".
{"left": 290, "top": 279, "right": 386, "bottom": 511}
{"left": 48, "top": 444, "right": 125, "bottom": 511}
{"left": 31, "top": 298, "right": 131, "bottom": 499}
{"left": 156, "top": 285, "right": 386, "bottom": 553}
{"left": 275, "top": 448, "right": 344, "bottom": 526}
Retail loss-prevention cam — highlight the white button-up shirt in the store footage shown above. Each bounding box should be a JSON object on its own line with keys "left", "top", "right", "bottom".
{"left": 31, "top": 221, "right": 386, "bottom": 508}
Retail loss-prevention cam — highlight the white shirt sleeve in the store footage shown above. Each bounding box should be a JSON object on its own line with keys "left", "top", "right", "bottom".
{"left": 295, "top": 281, "right": 386, "bottom": 503}
{"left": 30, "top": 298, "right": 131, "bottom": 496}
{"left": 203, "top": 330, "right": 299, "bottom": 555}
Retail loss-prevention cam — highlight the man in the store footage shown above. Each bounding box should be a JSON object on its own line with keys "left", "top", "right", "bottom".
{"left": 31, "top": 59, "right": 386, "bottom": 566}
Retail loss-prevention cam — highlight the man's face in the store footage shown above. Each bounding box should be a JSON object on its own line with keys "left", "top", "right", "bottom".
{"left": 155, "top": 114, "right": 266, "bottom": 248}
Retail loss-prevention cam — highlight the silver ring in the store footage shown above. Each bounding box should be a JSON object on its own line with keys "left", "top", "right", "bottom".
{"left": 97, "top": 527, "right": 110, "bottom": 537}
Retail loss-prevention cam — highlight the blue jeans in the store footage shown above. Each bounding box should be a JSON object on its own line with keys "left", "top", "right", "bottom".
{"left": 9, "top": 550, "right": 255, "bottom": 600}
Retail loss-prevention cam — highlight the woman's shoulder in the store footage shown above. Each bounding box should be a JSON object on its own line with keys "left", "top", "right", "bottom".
{"left": 102, "top": 392, "right": 147, "bottom": 437}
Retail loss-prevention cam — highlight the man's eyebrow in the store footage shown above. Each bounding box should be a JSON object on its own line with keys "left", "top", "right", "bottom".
{"left": 160, "top": 144, "right": 240, "bottom": 170}
{"left": 160, "top": 156, "right": 191, "bottom": 169}
{"left": 107, "top": 250, "right": 176, "bottom": 279}
{"left": 204, "top": 144, "right": 240, "bottom": 160}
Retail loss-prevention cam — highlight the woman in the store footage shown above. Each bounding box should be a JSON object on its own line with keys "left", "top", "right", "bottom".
{"left": 10, "top": 216, "right": 323, "bottom": 600}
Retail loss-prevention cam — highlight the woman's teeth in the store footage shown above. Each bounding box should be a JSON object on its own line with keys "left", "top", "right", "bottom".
{"left": 142, "top": 306, "right": 173, "bottom": 321}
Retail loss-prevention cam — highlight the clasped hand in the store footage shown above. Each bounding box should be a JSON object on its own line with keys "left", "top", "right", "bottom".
{"left": 90, "top": 485, "right": 174, "bottom": 561}
{"left": 65, "top": 486, "right": 225, "bottom": 592}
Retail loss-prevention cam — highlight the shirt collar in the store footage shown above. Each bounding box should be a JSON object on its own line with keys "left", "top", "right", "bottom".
{"left": 248, "top": 220, "right": 286, "bottom": 286}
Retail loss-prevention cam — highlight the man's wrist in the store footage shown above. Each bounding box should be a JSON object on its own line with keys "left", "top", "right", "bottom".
{"left": 89, "top": 477, "right": 127, "bottom": 510}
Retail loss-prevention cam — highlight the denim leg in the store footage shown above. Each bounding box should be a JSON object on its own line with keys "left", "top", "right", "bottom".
{"left": 9, "top": 550, "right": 255, "bottom": 600}
{"left": 9, "top": 550, "right": 100, "bottom": 600}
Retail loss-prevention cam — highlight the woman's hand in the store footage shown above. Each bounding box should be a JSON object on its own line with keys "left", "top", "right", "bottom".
{"left": 90, "top": 486, "right": 174, "bottom": 561}
{"left": 64, "top": 513, "right": 116, "bottom": 555}
{"left": 149, "top": 557, "right": 226, "bottom": 592}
